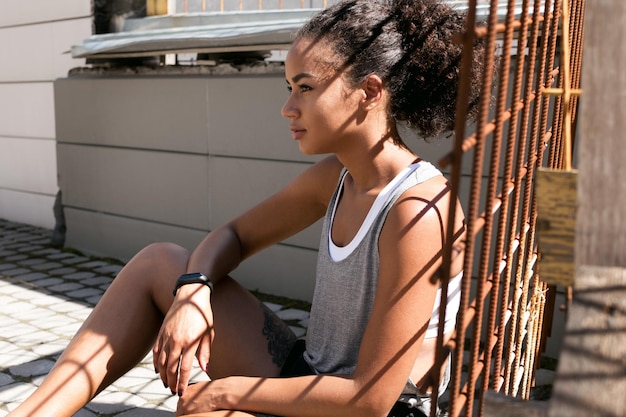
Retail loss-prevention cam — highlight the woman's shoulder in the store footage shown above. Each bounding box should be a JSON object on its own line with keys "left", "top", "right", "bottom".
{"left": 385, "top": 171, "right": 455, "bottom": 235}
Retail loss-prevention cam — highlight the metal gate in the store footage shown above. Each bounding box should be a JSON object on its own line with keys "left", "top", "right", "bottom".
{"left": 433, "top": 1, "right": 585, "bottom": 416}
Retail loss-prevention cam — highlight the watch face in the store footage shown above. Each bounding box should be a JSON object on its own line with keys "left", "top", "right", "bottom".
{"left": 173, "top": 273, "right": 213, "bottom": 297}
{"left": 181, "top": 273, "right": 205, "bottom": 279}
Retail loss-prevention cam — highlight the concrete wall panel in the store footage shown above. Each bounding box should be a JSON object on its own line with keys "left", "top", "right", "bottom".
{"left": 0, "top": 18, "right": 90, "bottom": 82}
{"left": 0, "top": 137, "right": 57, "bottom": 194}
{"left": 233, "top": 244, "right": 317, "bottom": 302}
{"left": 0, "top": 1, "right": 91, "bottom": 28}
{"left": 0, "top": 83, "right": 56, "bottom": 139}
{"left": 0, "top": 189, "right": 55, "bottom": 229}
{"left": 55, "top": 78, "right": 211, "bottom": 154}
{"left": 58, "top": 143, "right": 210, "bottom": 229}
{"left": 208, "top": 156, "right": 322, "bottom": 249}
{"left": 205, "top": 75, "right": 316, "bottom": 163}
{"left": 63, "top": 207, "right": 206, "bottom": 262}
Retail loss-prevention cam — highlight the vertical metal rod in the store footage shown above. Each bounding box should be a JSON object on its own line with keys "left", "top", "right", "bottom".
{"left": 506, "top": 0, "right": 544, "bottom": 395}
{"left": 485, "top": 0, "right": 530, "bottom": 397}
{"left": 443, "top": 1, "right": 479, "bottom": 415}
{"left": 474, "top": 0, "right": 517, "bottom": 413}
{"left": 465, "top": 1, "right": 500, "bottom": 414}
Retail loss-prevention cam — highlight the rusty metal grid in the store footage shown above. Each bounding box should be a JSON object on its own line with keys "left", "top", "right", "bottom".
{"left": 433, "top": 1, "right": 585, "bottom": 416}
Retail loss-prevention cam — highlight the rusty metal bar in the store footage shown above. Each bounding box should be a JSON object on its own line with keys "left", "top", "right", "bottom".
{"left": 430, "top": 0, "right": 587, "bottom": 415}
{"left": 436, "top": 0, "right": 481, "bottom": 414}
{"left": 455, "top": 0, "right": 501, "bottom": 413}
{"left": 477, "top": 1, "right": 530, "bottom": 410}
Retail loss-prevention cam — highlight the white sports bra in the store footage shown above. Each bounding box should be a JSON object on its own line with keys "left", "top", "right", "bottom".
{"left": 328, "top": 161, "right": 462, "bottom": 339}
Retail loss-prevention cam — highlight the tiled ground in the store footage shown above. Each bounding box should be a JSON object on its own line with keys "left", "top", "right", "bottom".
{"left": 0, "top": 219, "right": 309, "bottom": 416}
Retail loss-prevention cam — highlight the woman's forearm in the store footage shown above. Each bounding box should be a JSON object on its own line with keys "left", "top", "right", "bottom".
{"left": 186, "top": 225, "right": 243, "bottom": 284}
{"left": 217, "top": 374, "right": 394, "bottom": 417}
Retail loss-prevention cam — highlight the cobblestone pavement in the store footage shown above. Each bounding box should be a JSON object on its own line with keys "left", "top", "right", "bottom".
{"left": 0, "top": 219, "right": 310, "bottom": 416}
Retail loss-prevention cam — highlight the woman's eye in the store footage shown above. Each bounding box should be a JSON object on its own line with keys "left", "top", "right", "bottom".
{"left": 286, "top": 85, "right": 293, "bottom": 93}
{"left": 299, "top": 84, "right": 312, "bottom": 92}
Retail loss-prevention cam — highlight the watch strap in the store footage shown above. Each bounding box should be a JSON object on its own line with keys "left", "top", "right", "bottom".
{"left": 173, "top": 272, "right": 214, "bottom": 296}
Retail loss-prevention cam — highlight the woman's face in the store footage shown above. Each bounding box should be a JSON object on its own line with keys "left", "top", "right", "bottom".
{"left": 281, "top": 39, "right": 365, "bottom": 155}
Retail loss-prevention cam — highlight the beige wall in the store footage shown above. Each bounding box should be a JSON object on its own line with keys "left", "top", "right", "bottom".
{"left": 0, "top": 1, "right": 91, "bottom": 228}
{"left": 55, "top": 73, "right": 326, "bottom": 300}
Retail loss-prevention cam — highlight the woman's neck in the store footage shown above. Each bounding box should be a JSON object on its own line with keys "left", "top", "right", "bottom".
{"left": 336, "top": 139, "right": 419, "bottom": 195}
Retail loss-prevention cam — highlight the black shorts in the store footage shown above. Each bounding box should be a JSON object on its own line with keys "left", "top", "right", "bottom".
{"left": 257, "top": 340, "right": 429, "bottom": 417}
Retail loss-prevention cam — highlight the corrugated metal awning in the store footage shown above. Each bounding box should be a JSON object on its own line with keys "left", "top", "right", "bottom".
{"left": 71, "top": 2, "right": 539, "bottom": 60}
{"left": 71, "top": 10, "right": 318, "bottom": 59}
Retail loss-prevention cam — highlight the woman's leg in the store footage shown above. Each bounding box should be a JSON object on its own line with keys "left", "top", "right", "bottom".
{"left": 9, "top": 242, "right": 296, "bottom": 417}
{"left": 8, "top": 242, "right": 187, "bottom": 417}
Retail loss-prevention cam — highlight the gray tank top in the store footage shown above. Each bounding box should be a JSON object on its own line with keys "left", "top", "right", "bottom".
{"left": 303, "top": 161, "right": 443, "bottom": 375}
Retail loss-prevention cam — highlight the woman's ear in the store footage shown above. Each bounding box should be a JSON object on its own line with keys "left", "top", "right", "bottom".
{"left": 361, "top": 74, "right": 384, "bottom": 111}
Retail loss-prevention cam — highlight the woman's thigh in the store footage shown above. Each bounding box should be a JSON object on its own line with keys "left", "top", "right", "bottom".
{"left": 206, "top": 277, "right": 297, "bottom": 379}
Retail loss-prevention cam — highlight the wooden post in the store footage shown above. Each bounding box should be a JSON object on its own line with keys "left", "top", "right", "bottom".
{"left": 547, "top": 1, "right": 626, "bottom": 416}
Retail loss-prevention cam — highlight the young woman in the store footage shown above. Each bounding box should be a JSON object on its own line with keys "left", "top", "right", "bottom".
{"left": 9, "top": 1, "right": 486, "bottom": 416}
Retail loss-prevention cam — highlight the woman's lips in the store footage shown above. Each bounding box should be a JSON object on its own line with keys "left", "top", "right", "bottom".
{"left": 290, "top": 127, "right": 306, "bottom": 140}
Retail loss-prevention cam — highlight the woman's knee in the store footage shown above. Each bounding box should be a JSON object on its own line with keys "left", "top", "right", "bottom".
{"left": 125, "top": 242, "right": 190, "bottom": 285}
{"left": 139, "top": 242, "right": 190, "bottom": 265}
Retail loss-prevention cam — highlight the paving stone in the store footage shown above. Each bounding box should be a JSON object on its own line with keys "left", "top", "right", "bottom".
{"left": 47, "top": 300, "right": 87, "bottom": 314}
{"left": 48, "top": 282, "right": 85, "bottom": 293}
{"left": 0, "top": 382, "right": 38, "bottom": 407}
{"left": 0, "top": 249, "right": 17, "bottom": 257}
{"left": 5, "top": 253, "right": 30, "bottom": 262}
{"left": 86, "top": 294, "right": 104, "bottom": 305}
{"left": 61, "top": 256, "right": 90, "bottom": 265}
{"left": 0, "top": 350, "right": 39, "bottom": 368}
{"left": 263, "top": 301, "right": 283, "bottom": 312}
{"left": 27, "top": 293, "right": 63, "bottom": 306}
{"left": 11, "top": 330, "right": 58, "bottom": 346}
{"left": 82, "top": 275, "right": 113, "bottom": 287}
{"left": 17, "top": 258, "right": 47, "bottom": 267}
{"left": 31, "top": 277, "right": 64, "bottom": 288}
{"left": 73, "top": 408, "right": 98, "bottom": 417}
{"left": 94, "top": 264, "right": 124, "bottom": 276}
{"left": 1, "top": 267, "right": 31, "bottom": 276}
{"left": 0, "top": 372, "right": 14, "bottom": 387}
{"left": 76, "top": 260, "right": 111, "bottom": 269}
{"left": 47, "top": 266, "right": 78, "bottom": 276}
{"left": 63, "top": 271, "right": 97, "bottom": 281}
{"left": 30, "top": 262, "right": 64, "bottom": 272}
{"left": 276, "top": 308, "right": 310, "bottom": 321}
{"left": 46, "top": 252, "right": 78, "bottom": 261}
{"left": 67, "top": 287, "right": 103, "bottom": 299}
{"left": 0, "top": 300, "right": 34, "bottom": 314}
{"left": 0, "top": 263, "right": 18, "bottom": 271}
{"left": 290, "top": 326, "right": 307, "bottom": 339}
{"left": 12, "top": 271, "right": 49, "bottom": 282}
{"left": 15, "top": 243, "right": 45, "bottom": 251}
{"left": 31, "top": 248, "right": 62, "bottom": 257}
{"left": 86, "top": 391, "right": 148, "bottom": 414}
{"left": 9, "top": 359, "right": 55, "bottom": 378}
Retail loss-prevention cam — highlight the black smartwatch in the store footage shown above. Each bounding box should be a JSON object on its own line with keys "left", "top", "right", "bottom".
{"left": 173, "top": 272, "right": 214, "bottom": 296}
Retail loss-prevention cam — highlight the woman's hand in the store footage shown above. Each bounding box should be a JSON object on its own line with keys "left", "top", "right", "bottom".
{"left": 153, "top": 284, "right": 215, "bottom": 396}
{"left": 175, "top": 380, "right": 230, "bottom": 416}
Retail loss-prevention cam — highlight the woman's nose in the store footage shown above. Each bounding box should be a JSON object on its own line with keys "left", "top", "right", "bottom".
{"left": 281, "top": 95, "right": 298, "bottom": 119}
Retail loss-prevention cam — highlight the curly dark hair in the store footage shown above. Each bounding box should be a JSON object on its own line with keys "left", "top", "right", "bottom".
{"left": 294, "top": 0, "right": 487, "bottom": 141}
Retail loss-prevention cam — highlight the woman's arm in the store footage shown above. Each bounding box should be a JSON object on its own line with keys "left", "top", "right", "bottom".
{"left": 178, "top": 180, "right": 455, "bottom": 417}
{"left": 155, "top": 156, "right": 343, "bottom": 395}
